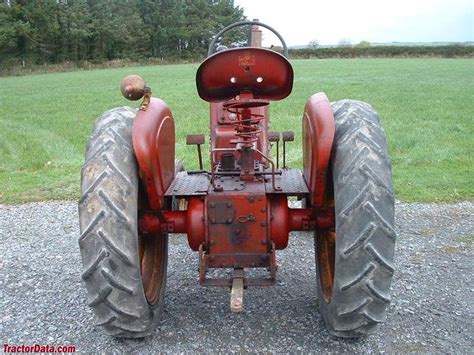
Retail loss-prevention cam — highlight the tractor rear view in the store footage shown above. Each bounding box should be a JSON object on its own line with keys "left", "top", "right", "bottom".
{"left": 78, "top": 21, "right": 395, "bottom": 338}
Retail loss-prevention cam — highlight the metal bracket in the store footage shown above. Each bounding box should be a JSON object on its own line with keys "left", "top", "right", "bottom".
{"left": 139, "top": 87, "right": 152, "bottom": 111}
{"left": 198, "top": 242, "right": 277, "bottom": 288}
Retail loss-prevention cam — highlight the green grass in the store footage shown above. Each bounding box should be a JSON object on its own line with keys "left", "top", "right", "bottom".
{"left": 0, "top": 59, "right": 472, "bottom": 204}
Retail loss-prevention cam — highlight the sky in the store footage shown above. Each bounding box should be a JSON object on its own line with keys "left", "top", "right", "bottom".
{"left": 234, "top": 0, "right": 474, "bottom": 46}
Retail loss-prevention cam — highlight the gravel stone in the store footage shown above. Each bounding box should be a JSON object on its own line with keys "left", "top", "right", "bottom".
{"left": 1, "top": 201, "right": 473, "bottom": 352}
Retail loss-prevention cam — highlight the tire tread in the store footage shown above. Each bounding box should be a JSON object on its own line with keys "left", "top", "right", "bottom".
{"left": 78, "top": 107, "right": 164, "bottom": 338}
{"left": 316, "top": 100, "right": 395, "bottom": 338}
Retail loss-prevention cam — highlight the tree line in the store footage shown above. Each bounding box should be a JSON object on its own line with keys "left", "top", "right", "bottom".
{"left": 0, "top": 0, "right": 246, "bottom": 67}
{"left": 290, "top": 45, "right": 474, "bottom": 59}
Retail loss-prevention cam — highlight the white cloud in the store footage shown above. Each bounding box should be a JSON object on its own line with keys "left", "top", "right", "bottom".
{"left": 234, "top": 0, "right": 473, "bottom": 45}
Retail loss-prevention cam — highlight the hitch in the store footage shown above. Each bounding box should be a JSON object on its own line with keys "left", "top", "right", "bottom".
{"left": 230, "top": 269, "right": 244, "bottom": 312}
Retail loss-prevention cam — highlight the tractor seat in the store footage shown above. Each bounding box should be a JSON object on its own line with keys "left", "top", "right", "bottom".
{"left": 196, "top": 48, "right": 294, "bottom": 102}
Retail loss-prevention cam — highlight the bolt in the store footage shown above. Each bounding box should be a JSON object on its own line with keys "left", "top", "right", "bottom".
{"left": 210, "top": 256, "right": 216, "bottom": 262}
{"left": 209, "top": 202, "right": 216, "bottom": 208}
{"left": 260, "top": 221, "right": 267, "bottom": 227}
{"left": 227, "top": 218, "right": 233, "bottom": 224}
{"left": 210, "top": 240, "right": 215, "bottom": 245}
{"left": 248, "top": 196, "right": 255, "bottom": 203}
{"left": 210, "top": 218, "right": 216, "bottom": 224}
{"left": 260, "top": 207, "right": 266, "bottom": 213}
{"left": 226, "top": 202, "right": 232, "bottom": 208}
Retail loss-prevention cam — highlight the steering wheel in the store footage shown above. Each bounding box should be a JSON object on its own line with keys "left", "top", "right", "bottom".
{"left": 208, "top": 20, "right": 289, "bottom": 58}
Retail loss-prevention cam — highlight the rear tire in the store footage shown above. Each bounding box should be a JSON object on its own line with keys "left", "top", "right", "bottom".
{"left": 78, "top": 107, "right": 167, "bottom": 338}
{"left": 315, "top": 100, "right": 396, "bottom": 338}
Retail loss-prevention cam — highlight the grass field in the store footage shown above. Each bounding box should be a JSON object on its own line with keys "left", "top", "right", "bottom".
{"left": 0, "top": 59, "right": 472, "bottom": 204}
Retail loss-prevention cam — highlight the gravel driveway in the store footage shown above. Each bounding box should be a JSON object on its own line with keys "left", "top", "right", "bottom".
{"left": 1, "top": 201, "right": 473, "bottom": 353}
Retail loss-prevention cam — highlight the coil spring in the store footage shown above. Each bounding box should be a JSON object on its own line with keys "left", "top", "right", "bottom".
{"left": 225, "top": 102, "right": 266, "bottom": 147}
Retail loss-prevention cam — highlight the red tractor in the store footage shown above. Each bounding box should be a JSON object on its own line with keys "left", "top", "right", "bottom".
{"left": 79, "top": 21, "right": 395, "bottom": 338}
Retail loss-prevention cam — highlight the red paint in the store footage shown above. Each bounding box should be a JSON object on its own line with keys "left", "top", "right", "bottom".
{"left": 209, "top": 101, "right": 269, "bottom": 166}
{"left": 138, "top": 197, "right": 205, "bottom": 251}
{"left": 205, "top": 183, "right": 268, "bottom": 268}
{"left": 269, "top": 195, "right": 290, "bottom": 249}
{"left": 131, "top": 38, "right": 338, "bottom": 289}
{"left": 302, "top": 93, "right": 336, "bottom": 207}
{"left": 132, "top": 97, "right": 176, "bottom": 212}
{"left": 186, "top": 197, "right": 206, "bottom": 251}
{"left": 197, "top": 48, "right": 293, "bottom": 102}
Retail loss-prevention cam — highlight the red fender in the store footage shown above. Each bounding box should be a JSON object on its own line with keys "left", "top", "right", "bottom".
{"left": 302, "top": 93, "right": 335, "bottom": 208}
{"left": 133, "top": 97, "right": 175, "bottom": 212}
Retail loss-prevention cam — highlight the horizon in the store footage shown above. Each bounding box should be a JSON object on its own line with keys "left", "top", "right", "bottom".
{"left": 234, "top": 0, "right": 474, "bottom": 47}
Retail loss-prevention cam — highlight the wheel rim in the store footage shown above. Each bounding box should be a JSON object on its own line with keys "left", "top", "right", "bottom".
{"left": 137, "top": 184, "right": 167, "bottom": 306}
{"left": 316, "top": 170, "right": 336, "bottom": 304}
{"left": 139, "top": 233, "right": 167, "bottom": 305}
{"left": 317, "top": 230, "right": 336, "bottom": 303}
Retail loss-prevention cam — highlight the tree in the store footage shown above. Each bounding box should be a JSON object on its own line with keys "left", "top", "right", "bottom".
{"left": 308, "top": 38, "right": 319, "bottom": 49}
{"left": 0, "top": 0, "right": 247, "bottom": 67}
{"left": 356, "top": 40, "right": 371, "bottom": 48}
{"left": 338, "top": 38, "right": 352, "bottom": 47}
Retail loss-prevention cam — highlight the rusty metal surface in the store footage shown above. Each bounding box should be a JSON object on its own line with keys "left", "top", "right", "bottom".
{"left": 208, "top": 201, "right": 236, "bottom": 224}
{"left": 230, "top": 269, "right": 244, "bottom": 312}
{"left": 210, "top": 103, "right": 269, "bottom": 162}
{"left": 120, "top": 74, "right": 152, "bottom": 111}
{"left": 186, "top": 133, "right": 205, "bottom": 145}
{"left": 265, "top": 168, "right": 309, "bottom": 195}
{"left": 139, "top": 88, "right": 152, "bottom": 111}
{"left": 223, "top": 98, "right": 270, "bottom": 109}
{"left": 199, "top": 242, "right": 277, "bottom": 287}
{"left": 204, "top": 182, "right": 270, "bottom": 270}
{"left": 165, "top": 171, "right": 210, "bottom": 196}
{"left": 282, "top": 130, "right": 294, "bottom": 141}
{"left": 120, "top": 74, "right": 146, "bottom": 100}
{"left": 268, "top": 131, "right": 280, "bottom": 142}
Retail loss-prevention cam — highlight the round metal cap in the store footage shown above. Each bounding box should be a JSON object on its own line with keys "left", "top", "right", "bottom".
{"left": 120, "top": 74, "right": 146, "bottom": 101}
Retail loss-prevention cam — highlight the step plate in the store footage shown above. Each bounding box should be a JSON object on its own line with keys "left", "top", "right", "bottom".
{"left": 265, "top": 168, "right": 309, "bottom": 195}
{"left": 165, "top": 171, "right": 210, "bottom": 196}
